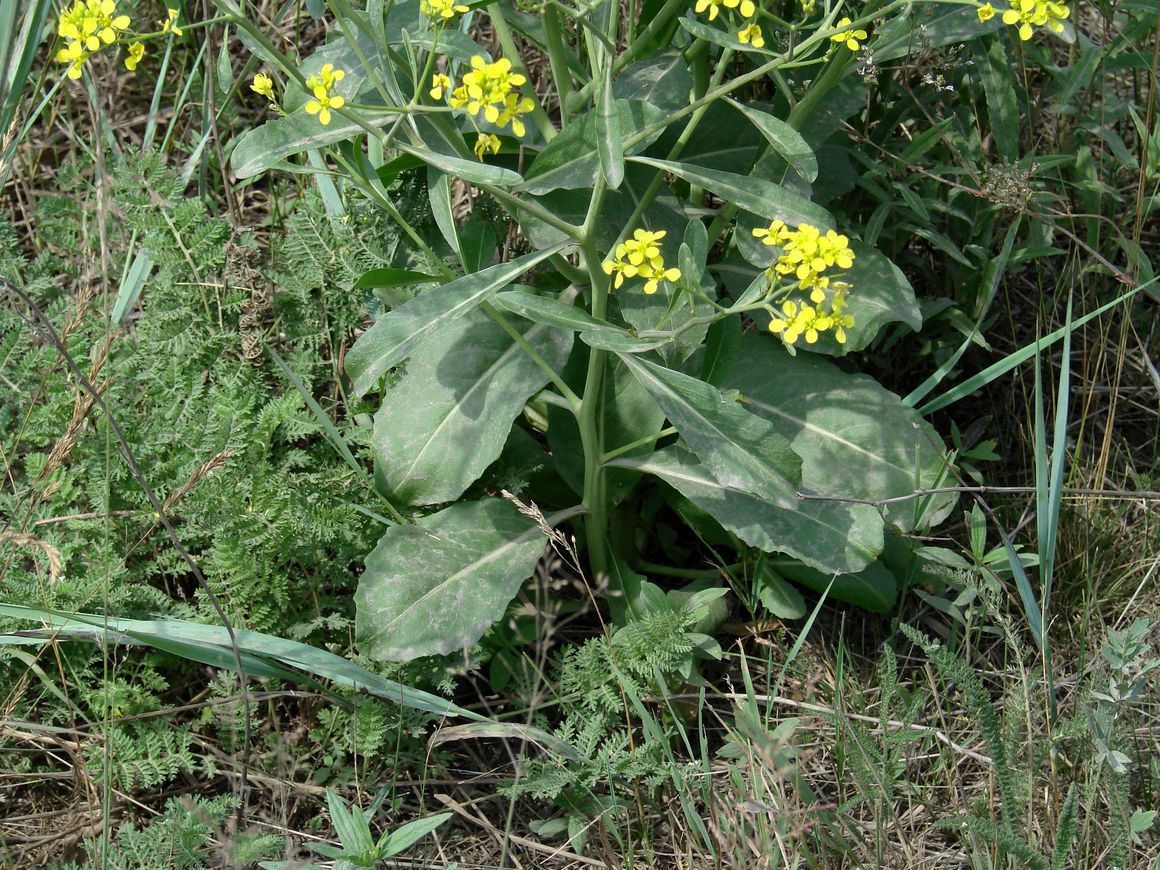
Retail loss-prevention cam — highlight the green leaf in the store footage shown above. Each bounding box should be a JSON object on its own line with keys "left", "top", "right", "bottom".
{"left": 0, "top": 604, "right": 478, "bottom": 719}
{"left": 372, "top": 310, "right": 571, "bottom": 505}
{"left": 345, "top": 244, "right": 565, "bottom": 396}
{"left": 978, "top": 38, "right": 1019, "bottom": 163}
{"left": 613, "top": 51, "right": 693, "bottom": 112}
{"left": 597, "top": 61, "right": 625, "bottom": 188}
{"left": 698, "top": 314, "right": 741, "bottom": 386}
{"left": 617, "top": 354, "right": 803, "bottom": 507}
{"left": 380, "top": 813, "right": 453, "bottom": 857}
{"left": 460, "top": 216, "right": 498, "bottom": 273}
{"left": 394, "top": 140, "right": 524, "bottom": 186}
{"left": 628, "top": 155, "right": 833, "bottom": 228}
{"left": 355, "top": 267, "right": 442, "bottom": 289}
{"left": 355, "top": 498, "right": 548, "bottom": 660}
{"left": 580, "top": 330, "right": 670, "bottom": 352}
{"left": 725, "top": 99, "right": 818, "bottom": 182}
{"left": 612, "top": 445, "right": 882, "bottom": 574}
{"left": 728, "top": 335, "right": 954, "bottom": 531}
{"left": 494, "top": 289, "right": 619, "bottom": 333}
{"left": 756, "top": 564, "right": 807, "bottom": 619}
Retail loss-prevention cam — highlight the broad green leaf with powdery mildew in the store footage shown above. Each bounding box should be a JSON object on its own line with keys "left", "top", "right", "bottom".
{"left": 728, "top": 334, "right": 954, "bottom": 531}
{"left": 232, "top": 107, "right": 398, "bottom": 178}
{"left": 726, "top": 99, "right": 818, "bottom": 182}
{"left": 345, "top": 244, "right": 565, "bottom": 396}
{"left": 372, "top": 309, "right": 571, "bottom": 506}
{"left": 494, "top": 289, "right": 619, "bottom": 333}
{"left": 355, "top": 498, "right": 548, "bottom": 661}
{"left": 610, "top": 445, "right": 883, "bottom": 575}
{"left": 628, "top": 155, "right": 833, "bottom": 229}
{"left": 617, "top": 354, "right": 803, "bottom": 507}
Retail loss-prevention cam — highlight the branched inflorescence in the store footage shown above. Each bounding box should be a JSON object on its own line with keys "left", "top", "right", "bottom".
{"left": 431, "top": 55, "right": 536, "bottom": 160}
{"left": 752, "top": 220, "right": 857, "bottom": 345}
{"left": 602, "top": 229, "right": 683, "bottom": 295}
{"left": 55, "top": 0, "right": 139, "bottom": 79}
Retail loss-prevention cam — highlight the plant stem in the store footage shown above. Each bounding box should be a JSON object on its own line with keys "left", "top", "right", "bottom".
{"left": 482, "top": 302, "right": 582, "bottom": 411}
{"left": 578, "top": 239, "right": 611, "bottom": 582}
{"left": 543, "top": 6, "right": 574, "bottom": 126}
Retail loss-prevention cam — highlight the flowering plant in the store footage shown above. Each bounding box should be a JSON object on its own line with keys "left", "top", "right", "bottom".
{"left": 200, "top": 0, "right": 1079, "bottom": 661}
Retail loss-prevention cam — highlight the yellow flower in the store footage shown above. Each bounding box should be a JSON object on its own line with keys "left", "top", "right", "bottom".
{"left": 496, "top": 92, "right": 535, "bottom": 137}
{"left": 56, "top": 39, "right": 89, "bottom": 79}
{"left": 474, "top": 133, "right": 501, "bottom": 160}
{"left": 695, "top": 0, "right": 725, "bottom": 20}
{"left": 444, "top": 55, "right": 536, "bottom": 140}
{"left": 251, "top": 72, "right": 275, "bottom": 99}
{"left": 306, "top": 62, "right": 345, "bottom": 92}
{"left": 977, "top": 2, "right": 996, "bottom": 21}
{"left": 738, "top": 21, "right": 764, "bottom": 47}
{"left": 1001, "top": 0, "right": 1068, "bottom": 38}
{"left": 829, "top": 17, "right": 868, "bottom": 51}
{"left": 124, "top": 40, "right": 144, "bottom": 70}
{"left": 769, "top": 300, "right": 831, "bottom": 345}
{"left": 160, "top": 7, "right": 182, "bottom": 35}
{"left": 305, "top": 79, "right": 345, "bottom": 125}
{"left": 602, "top": 228, "right": 682, "bottom": 294}
{"left": 430, "top": 73, "right": 452, "bottom": 100}
{"left": 421, "top": 0, "right": 469, "bottom": 19}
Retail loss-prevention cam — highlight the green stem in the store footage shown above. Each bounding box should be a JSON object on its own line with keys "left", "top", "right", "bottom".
{"left": 484, "top": 185, "right": 584, "bottom": 239}
{"left": 602, "top": 427, "right": 678, "bottom": 463}
{"left": 543, "top": 6, "right": 574, "bottom": 126}
{"left": 482, "top": 302, "right": 582, "bottom": 411}
{"left": 488, "top": 4, "right": 558, "bottom": 141}
{"left": 578, "top": 238, "right": 612, "bottom": 582}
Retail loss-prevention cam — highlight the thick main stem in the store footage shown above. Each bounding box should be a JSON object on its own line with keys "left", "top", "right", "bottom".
{"left": 578, "top": 238, "right": 610, "bottom": 582}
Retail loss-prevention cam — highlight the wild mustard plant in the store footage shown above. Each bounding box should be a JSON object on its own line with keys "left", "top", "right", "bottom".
{"left": 208, "top": 0, "right": 973, "bottom": 660}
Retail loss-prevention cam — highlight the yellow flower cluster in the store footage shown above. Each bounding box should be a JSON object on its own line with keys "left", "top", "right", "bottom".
{"left": 160, "top": 7, "right": 183, "bottom": 35}
{"left": 431, "top": 55, "right": 535, "bottom": 160}
{"left": 56, "top": 0, "right": 135, "bottom": 79}
{"left": 751, "top": 220, "right": 857, "bottom": 345}
{"left": 601, "top": 229, "right": 682, "bottom": 295}
{"left": 694, "top": 0, "right": 765, "bottom": 49}
{"left": 829, "top": 16, "right": 868, "bottom": 51}
{"left": 976, "top": 0, "right": 1069, "bottom": 39}
{"left": 305, "top": 63, "right": 346, "bottom": 125}
{"left": 420, "top": 0, "right": 469, "bottom": 20}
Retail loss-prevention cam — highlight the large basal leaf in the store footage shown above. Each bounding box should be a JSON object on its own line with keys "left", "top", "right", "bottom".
{"left": 356, "top": 498, "right": 547, "bottom": 661}
{"left": 617, "top": 354, "right": 802, "bottom": 507}
{"left": 345, "top": 245, "right": 564, "bottom": 396}
{"left": 728, "top": 334, "right": 954, "bottom": 531}
{"left": 612, "top": 445, "right": 883, "bottom": 574}
{"left": 373, "top": 309, "right": 571, "bottom": 506}
{"left": 628, "top": 155, "right": 833, "bottom": 229}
